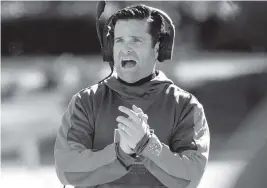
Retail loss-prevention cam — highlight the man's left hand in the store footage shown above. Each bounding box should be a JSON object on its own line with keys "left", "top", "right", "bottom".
{"left": 116, "top": 105, "right": 149, "bottom": 149}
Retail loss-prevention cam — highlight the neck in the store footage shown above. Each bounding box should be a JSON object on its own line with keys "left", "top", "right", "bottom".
{"left": 118, "top": 71, "right": 158, "bottom": 86}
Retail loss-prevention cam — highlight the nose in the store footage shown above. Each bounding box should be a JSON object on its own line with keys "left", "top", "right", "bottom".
{"left": 121, "top": 43, "right": 133, "bottom": 55}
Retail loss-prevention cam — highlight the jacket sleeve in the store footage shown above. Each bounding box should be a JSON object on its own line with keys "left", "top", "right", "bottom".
{"left": 138, "top": 94, "right": 210, "bottom": 188}
{"left": 54, "top": 90, "right": 135, "bottom": 187}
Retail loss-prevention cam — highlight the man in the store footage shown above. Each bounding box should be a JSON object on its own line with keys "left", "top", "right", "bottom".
{"left": 54, "top": 4, "right": 210, "bottom": 188}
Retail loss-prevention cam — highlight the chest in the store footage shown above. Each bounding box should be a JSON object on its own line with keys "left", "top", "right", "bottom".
{"left": 92, "top": 92, "right": 177, "bottom": 150}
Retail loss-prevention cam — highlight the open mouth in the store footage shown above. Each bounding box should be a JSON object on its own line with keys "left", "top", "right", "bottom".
{"left": 121, "top": 60, "right": 137, "bottom": 68}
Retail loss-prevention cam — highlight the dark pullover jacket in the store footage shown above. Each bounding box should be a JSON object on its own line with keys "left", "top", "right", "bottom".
{"left": 54, "top": 70, "right": 210, "bottom": 188}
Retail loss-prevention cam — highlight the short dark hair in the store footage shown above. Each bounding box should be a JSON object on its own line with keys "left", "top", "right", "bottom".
{"left": 111, "top": 4, "right": 166, "bottom": 47}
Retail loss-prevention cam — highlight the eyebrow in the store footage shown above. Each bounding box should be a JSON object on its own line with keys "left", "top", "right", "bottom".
{"left": 115, "top": 37, "right": 123, "bottom": 41}
{"left": 132, "top": 36, "right": 144, "bottom": 40}
{"left": 115, "top": 36, "right": 144, "bottom": 40}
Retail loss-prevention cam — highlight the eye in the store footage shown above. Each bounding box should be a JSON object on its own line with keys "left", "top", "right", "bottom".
{"left": 134, "top": 38, "right": 142, "bottom": 42}
{"left": 132, "top": 38, "right": 142, "bottom": 43}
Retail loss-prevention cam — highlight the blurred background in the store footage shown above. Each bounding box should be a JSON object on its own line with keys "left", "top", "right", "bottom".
{"left": 1, "top": 1, "right": 267, "bottom": 188}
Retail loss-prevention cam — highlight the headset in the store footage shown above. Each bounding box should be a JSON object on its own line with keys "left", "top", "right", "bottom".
{"left": 95, "top": 1, "right": 176, "bottom": 83}
{"left": 96, "top": 1, "right": 175, "bottom": 65}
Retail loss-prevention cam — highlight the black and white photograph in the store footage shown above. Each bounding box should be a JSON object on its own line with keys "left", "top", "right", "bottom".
{"left": 1, "top": 1, "right": 267, "bottom": 188}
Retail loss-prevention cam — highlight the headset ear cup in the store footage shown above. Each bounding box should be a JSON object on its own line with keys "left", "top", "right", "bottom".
{"left": 157, "top": 32, "right": 172, "bottom": 62}
{"left": 164, "top": 34, "right": 172, "bottom": 60}
{"left": 102, "top": 28, "right": 114, "bottom": 63}
{"left": 158, "top": 33, "right": 167, "bottom": 62}
{"left": 157, "top": 42, "right": 164, "bottom": 62}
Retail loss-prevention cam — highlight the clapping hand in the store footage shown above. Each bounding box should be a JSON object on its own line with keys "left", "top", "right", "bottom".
{"left": 116, "top": 105, "right": 149, "bottom": 153}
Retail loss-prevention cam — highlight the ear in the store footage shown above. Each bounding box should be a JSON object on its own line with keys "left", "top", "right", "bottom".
{"left": 154, "top": 42, "right": 160, "bottom": 60}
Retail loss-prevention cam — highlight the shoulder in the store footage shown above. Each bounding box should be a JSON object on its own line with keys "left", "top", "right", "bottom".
{"left": 165, "top": 83, "right": 203, "bottom": 110}
{"left": 167, "top": 85, "right": 208, "bottom": 133}
{"left": 69, "top": 82, "right": 108, "bottom": 112}
{"left": 75, "top": 82, "right": 107, "bottom": 100}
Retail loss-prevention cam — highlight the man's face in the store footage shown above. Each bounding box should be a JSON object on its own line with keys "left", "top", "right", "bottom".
{"left": 113, "top": 19, "right": 159, "bottom": 83}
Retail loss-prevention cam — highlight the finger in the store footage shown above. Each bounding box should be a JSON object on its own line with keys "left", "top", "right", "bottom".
{"left": 132, "top": 105, "right": 146, "bottom": 118}
{"left": 118, "top": 125, "right": 131, "bottom": 137}
{"left": 120, "top": 122, "right": 135, "bottom": 137}
{"left": 140, "top": 114, "right": 148, "bottom": 124}
{"left": 117, "top": 121, "right": 134, "bottom": 137}
{"left": 118, "top": 123, "right": 128, "bottom": 133}
{"left": 132, "top": 104, "right": 143, "bottom": 113}
{"left": 116, "top": 116, "right": 134, "bottom": 127}
{"left": 132, "top": 105, "right": 148, "bottom": 123}
{"left": 118, "top": 106, "right": 140, "bottom": 122}
{"left": 140, "top": 113, "right": 148, "bottom": 120}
